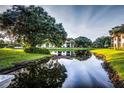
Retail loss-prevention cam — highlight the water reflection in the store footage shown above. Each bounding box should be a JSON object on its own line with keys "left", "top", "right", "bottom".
{"left": 9, "top": 60, "right": 67, "bottom": 88}
{"left": 52, "top": 51, "right": 75, "bottom": 57}
{"left": 75, "top": 50, "right": 92, "bottom": 61}
{"left": 4, "top": 50, "right": 113, "bottom": 88}
{"left": 58, "top": 55, "right": 113, "bottom": 88}
{"left": 51, "top": 50, "right": 92, "bottom": 61}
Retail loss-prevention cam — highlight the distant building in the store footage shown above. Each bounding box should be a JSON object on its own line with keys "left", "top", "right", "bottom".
{"left": 110, "top": 26, "right": 124, "bottom": 49}
{"left": 111, "top": 32, "right": 124, "bottom": 49}
{"left": 61, "top": 38, "right": 75, "bottom": 48}
{"left": 37, "top": 42, "right": 55, "bottom": 48}
{"left": 38, "top": 38, "right": 75, "bottom": 48}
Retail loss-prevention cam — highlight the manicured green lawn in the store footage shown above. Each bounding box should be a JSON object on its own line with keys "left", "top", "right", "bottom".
{"left": 91, "top": 49, "right": 124, "bottom": 79}
{"left": 0, "top": 48, "right": 51, "bottom": 69}
{"left": 48, "top": 48, "right": 94, "bottom": 51}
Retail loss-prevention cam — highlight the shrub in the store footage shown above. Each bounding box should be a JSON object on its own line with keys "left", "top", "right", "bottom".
{"left": 24, "top": 47, "right": 50, "bottom": 54}
{"left": 0, "top": 44, "right": 8, "bottom": 48}
{"left": 6, "top": 45, "right": 15, "bottom": 48}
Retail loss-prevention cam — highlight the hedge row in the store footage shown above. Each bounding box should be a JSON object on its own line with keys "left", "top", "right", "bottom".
{"left": 24, "top": 47, "right": 50, "bottom": 54}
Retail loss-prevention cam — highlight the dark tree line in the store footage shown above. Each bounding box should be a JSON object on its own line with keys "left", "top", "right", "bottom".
{"left": 93, "top": 36, "right": 111, "bottom": 48}
{"left": 73, "top": 36, "right": 111, "bottom": 48}
{"left": 74, "top": 36, "right": 92, "bottom": 48}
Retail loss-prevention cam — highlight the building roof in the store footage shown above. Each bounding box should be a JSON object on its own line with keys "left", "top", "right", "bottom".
{"left": 66, "top": 38, "right": 75, "bottom": 43}
{"left": 66, "top": 38, "right": 74, "bottom": 41}
{"left": 109, "top": 24, "right": 124, "bottom": 35}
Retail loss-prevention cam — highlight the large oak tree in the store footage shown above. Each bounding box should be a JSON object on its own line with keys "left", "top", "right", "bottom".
{"left": 0, "top": 5, "right": 67, "bottom": 47}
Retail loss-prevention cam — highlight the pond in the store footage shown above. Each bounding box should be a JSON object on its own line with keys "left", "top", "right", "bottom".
{"left": 0, "top": 50, "right": 113, "bottom": 88}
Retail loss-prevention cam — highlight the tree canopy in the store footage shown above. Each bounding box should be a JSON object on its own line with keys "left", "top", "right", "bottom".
{"left": 0, "top": 5, "right": 67, "bottom": 47}
{"left": 109, "top": 24, "right": 124, "bottom": 35}
{"left": 93, "top": 36, "right": 111, "bottom": 48}
{"left": 74, "top": 36, "right": 92, "bottom": 48}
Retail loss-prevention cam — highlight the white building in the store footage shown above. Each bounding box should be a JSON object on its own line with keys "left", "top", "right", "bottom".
{"left": 61, "top": 38, "right": 75, "bottom": 48}
{"left": 110, "top": 25, "right": 124, "bottom": 49}
{"left": 37, "top": 38, "right": 75, "bottom": 48}
{"left": 37, "top": 42, "right": 55, "bottom": 48}
{"left": 111, "top": 32, "right": 124, "bottom": 49}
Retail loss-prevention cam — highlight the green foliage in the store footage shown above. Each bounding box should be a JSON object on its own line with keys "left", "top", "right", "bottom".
{"left": 75, "top": 36, "right": 92, "bottom": 48}
{"left": 1, "top": 5, "right": 67, "bottom": 47}
{"left": 10, "top": 61, "right": 67, "bottom": 88}
{"left": 93, "top": 36, "right": 111, "bottom": 48}
{"left": 0, "top": 40, "right": 22, "bottom": 48}
{"left": 0, "top": 44, "right": 8, "bottom": 48}
{"left": 109, "top": 24, "right": 124, "bottom": 35}
{"left": 6, "top": 44, "right": 15, "bottom": 48}
{"left": 24, "top": 47, "right": 50, "bottom": 54}
{"left": 0, "top": 40, "right": 6, "bottom": 48}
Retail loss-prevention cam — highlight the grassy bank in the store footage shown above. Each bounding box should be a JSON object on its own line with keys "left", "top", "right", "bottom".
{"left": 91, "top": 49, "right": 124, "bottom": 79}
{"left": 0, "top": 48, "right": 51, "bottom": 69}
{"left": 48, "top": 48, "right": 94, "bottom": 51}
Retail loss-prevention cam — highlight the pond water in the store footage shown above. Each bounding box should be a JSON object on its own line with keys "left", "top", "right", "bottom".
{"left": 0, "top": 50, "right": 113, "bottom": 88}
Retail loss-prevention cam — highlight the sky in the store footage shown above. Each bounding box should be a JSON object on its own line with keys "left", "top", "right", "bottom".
{"left": 1, "top": 5, "right": 124, "bottom": 41}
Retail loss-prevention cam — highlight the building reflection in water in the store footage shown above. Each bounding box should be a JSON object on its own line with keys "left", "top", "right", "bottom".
{"left": 51, "top": 51, "right": 75, "bottom": 56}
{"left": 51, "top": 50, "right": 92, "bottom": 61}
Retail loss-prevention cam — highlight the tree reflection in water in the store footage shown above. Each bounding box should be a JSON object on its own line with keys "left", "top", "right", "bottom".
{"left": 10, "top": 60, "right": 67, "bottom": 88}
{"left": 75, "top": 50, "right": 92, "bottom": 61}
